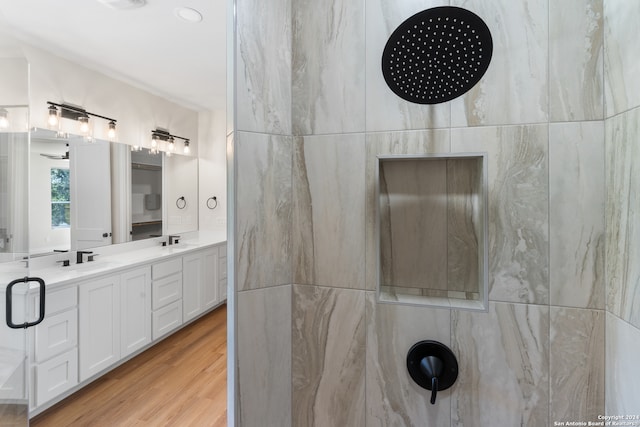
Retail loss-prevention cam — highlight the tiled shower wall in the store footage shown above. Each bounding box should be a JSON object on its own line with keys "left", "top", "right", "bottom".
{"left": 234, "top": 0, "right": 639, "bottom": 426}
{"left": 603, "top": 0, "right": 640, "bottom": 415}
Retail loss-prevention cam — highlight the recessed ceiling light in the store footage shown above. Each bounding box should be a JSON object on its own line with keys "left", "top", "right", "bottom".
{"left": 175, "top": 7, "right": 203, "bottom": 23}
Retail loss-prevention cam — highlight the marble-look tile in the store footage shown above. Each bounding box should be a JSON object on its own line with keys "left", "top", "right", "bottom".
{"left": 450, "top": 0, "right": 548, "bottom": 126}
{"left": 549, "top": 0, "right": 603, "bottom": 122}
{"left": 365, "top": 292, "right": 451, "bottom": 426}
{"left": 365, "top": 130, "right": 450, "bottom": 291}
{"left": 293, "top": 134, "right": 365, "bottom": 289}
{"left": 365, "top": 0, "right": 451, "bottom": 132}
{"left": 604, "top": 0, "right": 640, "bottom": 117}
{"left": 452, "top": 125, "right": 549, "bottom": 304}
{"left": 235, "top": 132, "right": 293, "bottom": 291}
{"left": 549, "top": 122, "right": 605, "bottom": 309}
{"left": 237, "top": 286, "right": 292, "bottom": 427}
{"left": 292, "top": 285, "right": 365, "bottom": 427}
{"left": 606, "top": 313, "right": 640, "bottom": 415}
{"left": 605, "top": 108, "right": 640, "bottom": 328}
{"left": 451, "top": 302, "right": 549, "bottom": 427}
{"left": 236, "top": 0, "right": 292, "bottom": 134}
{"left": 447, "top": 158, "right": 482, "bottom": 294}
{"left": 550, "top": 307, "right": 605, "bottom": 423}
{"left": 379, "top": 159, "right": 448, "bottom": 291}
{"left": 292, "top": 0, "right": 365, "bottom": 135}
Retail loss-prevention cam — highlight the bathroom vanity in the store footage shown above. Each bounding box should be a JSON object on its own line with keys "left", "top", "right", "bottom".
{"left": 7, "top": 231, "right": 227, "bottom": 416}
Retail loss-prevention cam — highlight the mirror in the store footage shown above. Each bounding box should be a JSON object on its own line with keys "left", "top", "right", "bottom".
{"left": 0, "top": 131, "right": 29, "bottom": 263}
{"left": 28, "top": 128, "right": 199, "bottom": 255}
{"left": 0, "top": 55, "right": 29, "bottom": 269}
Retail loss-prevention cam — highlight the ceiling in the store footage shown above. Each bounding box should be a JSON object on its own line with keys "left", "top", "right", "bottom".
{"left": 0, "top": 0, "right": 227, "bottom": 112}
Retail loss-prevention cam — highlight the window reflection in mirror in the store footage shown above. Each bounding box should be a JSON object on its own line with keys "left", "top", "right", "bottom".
{"left": 50, "top": 167, "right": 70, "bottom": 228}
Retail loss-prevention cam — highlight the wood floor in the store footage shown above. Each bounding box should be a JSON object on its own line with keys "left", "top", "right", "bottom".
{"left": 30, "top": 305, "right": 227, "bottom": 427}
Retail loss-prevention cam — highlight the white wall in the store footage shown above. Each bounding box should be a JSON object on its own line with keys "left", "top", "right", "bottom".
{"left": 164, "top": 154, "right": 199, "bottom": 235}
{"left": 22, "top": 44, "right": 199, "bottom": 153}
{"left": 198, "top": 108, "right": 227, "bottom": 231}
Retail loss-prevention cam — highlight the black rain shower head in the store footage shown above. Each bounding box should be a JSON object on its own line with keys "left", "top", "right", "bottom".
{"left": 381, "top": 6, "right": 493, "bottom": 105}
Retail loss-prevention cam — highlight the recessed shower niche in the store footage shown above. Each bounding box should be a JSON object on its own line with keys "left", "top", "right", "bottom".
{"left": 376, "top": 154, "right": 488, "bottom": 311}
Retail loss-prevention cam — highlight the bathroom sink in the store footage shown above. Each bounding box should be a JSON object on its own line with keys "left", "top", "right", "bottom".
{"left": 163, "top": 242, "right": 198, "bottom": 251}
{"left": 68, "top": 261, "right": 121, "bottom": 272}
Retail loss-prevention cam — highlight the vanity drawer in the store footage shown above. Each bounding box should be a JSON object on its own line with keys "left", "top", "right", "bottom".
{"left": 32, "top": 286, "right": 78, "bottom": 318}
{"left": 35, "top": 348, "right": 78, "bottom": 407}
{"left": 152, "top": 273, "right": 182, "bottom": 310}
{"left": 152, "top": 300, "right": 183, "bottom": 340}
{"left": 35, "top": 308, "right": 78, "bottom": 363}
{"left": 152, "top": 257, "right": 182, "bottom": 280}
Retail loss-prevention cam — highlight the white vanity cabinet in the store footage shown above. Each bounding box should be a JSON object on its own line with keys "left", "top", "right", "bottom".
{"left": 119, "top": 267, "right": 152, "bottom": 358}
{"left": 28, "top": 239, "right": 227, "bottom": 416}
{"left": 30, "top": 285, "right": 79, "bottom": 407}
{"left": 151, "top": 257, "right": 183, "bottom": 340}
{"left": 79, "top": 275, "right": 121, "bottom": 381}
{"left": 183, "top": 247, "right": 219, "bottom": 322}
{"left": 78, "top": 265, "right": 151, "bottom": 381}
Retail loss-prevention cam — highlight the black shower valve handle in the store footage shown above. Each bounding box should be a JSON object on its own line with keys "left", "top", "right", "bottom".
{"left": 407, "top": 340, "right": 458, "bottom": 405}
{"left": 431, "top": 376, "right": 439, "bottom": 404}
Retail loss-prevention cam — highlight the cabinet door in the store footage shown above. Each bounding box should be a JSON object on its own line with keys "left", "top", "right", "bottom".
{"left": 35, "top": 348, "right": 78, "bottom": 407}
{"left": 79, "top": 275, "right": 121, "bottom": 381}
{"left": 182, "top": 252, "right": 203, "bottom": 322}
{"left": 202, "top": 247, "right": 218, "bottom": 310}
{"left": 120, "top": 267, "right": 151, "bottom": 358}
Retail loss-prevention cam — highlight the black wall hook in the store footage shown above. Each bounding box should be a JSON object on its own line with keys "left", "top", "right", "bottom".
{"left": 407, "top": 340, "right": 458, "bottom": 404}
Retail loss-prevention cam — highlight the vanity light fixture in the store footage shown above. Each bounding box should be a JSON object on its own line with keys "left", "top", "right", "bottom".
{"left": 107, "top": 121, "right": 117, "bottom": 140}
{"left": 47, "top": 105, "right": 59, "bottom": 127}
{"left": 46, "top": 102, "right": 117, "bottom": 140}
{"left": 78, "top": 115, "right": 90, "bottom": 134}
{"left": 0, "top": 109, "right": 9, "bottom": 129}
{"left": 150, "top": 128, "right": 191, "bottom": 155}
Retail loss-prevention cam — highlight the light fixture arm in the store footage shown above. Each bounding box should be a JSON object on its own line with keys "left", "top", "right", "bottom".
{"left": 47, "top": 101, "right": 117, "bottom": 123}
{"left": 150, "top": 128, "right": 189, "bottom": 143}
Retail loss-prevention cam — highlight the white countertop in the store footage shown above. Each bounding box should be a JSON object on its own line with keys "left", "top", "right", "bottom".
{"left": 1, "top": 230, "right": 227, "bottom": 290}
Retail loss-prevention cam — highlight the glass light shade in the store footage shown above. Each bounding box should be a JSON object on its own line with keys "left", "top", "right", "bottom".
{"left": 48, "top": 106, "right": 59, "bottom": 127}
{"left": 168, "top": 137, "right": 175, "bottom": 152}
{"left": 183, "top": 142, "right": 190, "bottom": 154}
{"left": 0, "top": 109, "right": 8, "bottom": 129}
{"left": 107, "top": 121, "right": 116, "bottom": 140}
{"left": 79, "top": 116, "right": 90, "bottom": 134}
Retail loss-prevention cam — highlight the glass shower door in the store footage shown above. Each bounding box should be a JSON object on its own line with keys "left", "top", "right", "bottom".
{"left": 1, "top": 125, "right": 31, "bottom": 425}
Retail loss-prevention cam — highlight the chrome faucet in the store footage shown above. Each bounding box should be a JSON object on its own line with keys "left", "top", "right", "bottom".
{"left": 168, "top": 235, "right": 181, "bottom": 245}
{"left": 76, "top": 250, "right": 93, "bottom": 264}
